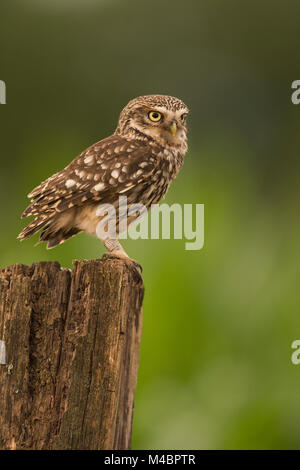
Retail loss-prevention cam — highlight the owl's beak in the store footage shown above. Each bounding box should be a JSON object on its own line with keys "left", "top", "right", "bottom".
{"left": 170, "top": 121, "right": 177, "bottom": 136}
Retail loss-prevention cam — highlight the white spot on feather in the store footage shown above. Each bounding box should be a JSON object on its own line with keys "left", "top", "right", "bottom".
{"left": 65, "top": 179, "right": 76, "bottom": 188}
{"left": 111, "top": 169, "right": 120, "bottom": 178}
{"left": 118, "top": 175, "right": 126, "bottom": 183}
{"left": 93, "top": 182, "right": 105, "bottom": 192}
{"left": 84, "top": 155, "right": 94, "bottom": 165}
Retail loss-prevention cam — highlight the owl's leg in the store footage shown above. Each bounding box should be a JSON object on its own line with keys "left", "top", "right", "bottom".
{"left": 102, "top": 238, "right": 129, "bottom": 260}
{"left": 101, "top": 237, "right": 143, "bottom": 274}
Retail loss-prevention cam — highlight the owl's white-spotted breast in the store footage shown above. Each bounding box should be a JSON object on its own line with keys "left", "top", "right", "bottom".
{"left": 19, "top": 95, "right": 189, "bottom": 260}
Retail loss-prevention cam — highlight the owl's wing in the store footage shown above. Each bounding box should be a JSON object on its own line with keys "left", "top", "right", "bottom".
{"left": 21, "top": 135, "right": 157, "bottom": 219}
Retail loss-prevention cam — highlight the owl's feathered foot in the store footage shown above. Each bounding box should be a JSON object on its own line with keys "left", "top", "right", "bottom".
{"left": 101, "top": 238, "right": 142, "bottom": 277}
{"left": 101, "top": 252, "right": 143, "bottom": 281}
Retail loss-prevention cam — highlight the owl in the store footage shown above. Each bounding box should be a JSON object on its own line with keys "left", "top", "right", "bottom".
{"left": 18, "top": 95, "right": 189, "bottom": 261}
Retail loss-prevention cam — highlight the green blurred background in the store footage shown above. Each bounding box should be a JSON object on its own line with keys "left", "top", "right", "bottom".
{"left": 1, "top": 0, "right": 300, "bottom": 449}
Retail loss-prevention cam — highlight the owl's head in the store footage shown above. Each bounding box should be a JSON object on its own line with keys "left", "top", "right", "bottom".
{"left": 116, "top": 95, "right": 189, "bottom": 148}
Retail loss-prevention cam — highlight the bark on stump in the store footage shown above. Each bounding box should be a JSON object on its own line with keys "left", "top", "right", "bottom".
{"left": 0, "top": 258, "right": 144, "bottom": 450}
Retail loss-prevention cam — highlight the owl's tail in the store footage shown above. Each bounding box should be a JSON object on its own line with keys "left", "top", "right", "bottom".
{"left": 18, "top": 214, "right": 81, "bottom": 249}
{"left": 39, "top": 225, "right": 81, "bottom": 249}
{"left": 18, "top": 215, "right": 52, "bottom": 241}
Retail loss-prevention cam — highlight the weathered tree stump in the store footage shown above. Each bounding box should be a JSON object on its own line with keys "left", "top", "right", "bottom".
{"left": 0, "top": 258, "right": 144, "bottom": 450}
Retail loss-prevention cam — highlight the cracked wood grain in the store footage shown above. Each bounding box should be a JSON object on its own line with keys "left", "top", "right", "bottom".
{"left": 0, "top": 258, "right": 144, "bottom": 450}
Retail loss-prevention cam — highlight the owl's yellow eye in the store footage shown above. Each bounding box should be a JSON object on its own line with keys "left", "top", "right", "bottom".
{"left": 148, "top": 111, "right": 162, "bottom": 122}
{"left": 180, "top": 114, "right": 187, "bottom": 123}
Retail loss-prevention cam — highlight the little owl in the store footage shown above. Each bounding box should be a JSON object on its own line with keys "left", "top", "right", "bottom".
{"left": 19, "top": 95, "right": 189, "bottom": 261}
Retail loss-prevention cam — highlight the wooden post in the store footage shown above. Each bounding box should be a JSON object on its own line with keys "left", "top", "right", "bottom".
{"left": 0, "top": 258, "right": 144, "bottom": 450}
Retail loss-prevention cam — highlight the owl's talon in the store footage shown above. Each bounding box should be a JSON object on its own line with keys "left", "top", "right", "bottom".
{"left": 129, "top": 261, "right": 143, "bottom": 283}
{"left": 101, "top": 253, "right": 114, "bottom": 261}
{"left": 101, "top": 250, "right": 129, "bottom": 261}
{"left": 101, "top": 252, "right": 143, "bottom": 281}
{"left": 132, "top": 261, "right": 143, "bottom": 274}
